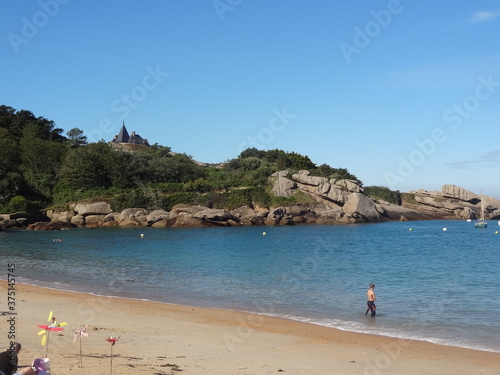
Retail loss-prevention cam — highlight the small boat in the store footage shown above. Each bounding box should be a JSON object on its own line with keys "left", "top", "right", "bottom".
{"left": 475, "top": 219, "right": 488, "bottom": 228}
{"left": 475, "top": 192, "right": 488, "bottom": 228}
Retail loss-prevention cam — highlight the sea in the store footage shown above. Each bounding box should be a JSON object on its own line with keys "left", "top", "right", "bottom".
{"left": 1, "top": 220, "right": 499, "bottom": 352}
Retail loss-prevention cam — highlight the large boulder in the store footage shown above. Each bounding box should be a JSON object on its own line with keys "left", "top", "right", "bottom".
{"left": 84, "top": 215, "right": 106, "bottom": 225}
{"left": 482, "top": 196, "right": 500, "bottom": 216}
{"left": 231, "top": 206, "right": 257, "bottom": 218}
{"left": 326, "top": 186, "right": 349, "bottom": 205}
{"left": 118, "top": 208, "right": 149, "bottom": 223}
{"left": 173, "top": 216, "right": 219, "bottom": 227}
{"left": 119, "top": 218, "right": 141, "bottom": 227}
{"left": 46, "top": 210, "right": 73, "bottom": 222}
{"left": 151, "top": 219, "right": 171, "bottom": 227}
{"left": 334, "top": 179, "right": 363, "bottom": 193}
{"left": 103, "top": 213, "right": 118, "bottom": 222}
{"left": 265, "top": 207, "right": 286, "bottom": 225}
{"left": 342, "top": 193, "right": 383, "bottom": 222}
{"left": 378, "top": 201, "right": 435, "bottom": 221}
{"left": 490, "top": 209, "right": 500, "bottom": 220}
{"left": 193, "top": 209, "right": 238, "bottom": 225}
{"left": 285, "top": 205, "right": 310, "bottom": 217}
{"left": 315, "top": 182, "right": 331, "bottom": 196}
{"left": 455, "top": 206, "right": 474, "bottom": 220}
{"left": 441, "top": 185, "right": 478, "bottom": 202}
{"left": 271, "top": 176, "right": 296, "bottom": 197}
{"left": 146, "top": 210, "right": 170, "bottom": 225}
{"left": 171, "top": 204, "right": 206, "bottom": 216}
{"left": 27, "top": 221, "right": 75, "bottom": 231}
{"left": 316, "top": 208, "right": 344, "bottom": 224}
{"left": 71, "top": 215, "right": 85, "bottom": 226}
{"left": 292, "top": 170, "right": 329, "bottom": 186}
{"left": 74, "top": 202, "right": 112, "bottom": 216}
{"left": 414, "top": 196, "right": 463, "bottom": 212}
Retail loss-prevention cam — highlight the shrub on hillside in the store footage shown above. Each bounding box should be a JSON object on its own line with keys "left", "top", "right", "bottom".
{"left": 1, "top": 196, "right": 28, "bottom": 214}
{"left": 364, "top": 186, "right": 401, "bottom": 205}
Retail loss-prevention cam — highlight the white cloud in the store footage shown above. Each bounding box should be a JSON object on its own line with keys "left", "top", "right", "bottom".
{"left": 382, "top": 57, "right": 500, "bottom": 90}
{"left": 446, "top": 150, "right": 500, "bottom": 169}
{"left": 470, "top": 11, "right": 500, "bottom": 23}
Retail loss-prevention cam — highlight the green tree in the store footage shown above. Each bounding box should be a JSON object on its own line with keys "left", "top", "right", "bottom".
{"left": 59, "top": 142, "right": 112, "bottom": 190}
{"left": 239, "top": 157, "right": 263, "bottom": 171}
{"left": 20, "top": 130, "right": 67, "bottom": 199}
{"left": 0, "top": 106, "right": 16, "bottom": 134}
{"left": 66, "top": 128, "right": 88, "bottom": 148}
{"left": 2, "top": 196, "right": 29, "bottom": 213}
{"left": 0, "top": 128, "right": 23, "bottom": 206}
{"left": 105, "top": 149, "right": 136, "bottom": 189}
{"left": 239, "top": 147, "right": 265, "bottom": 159}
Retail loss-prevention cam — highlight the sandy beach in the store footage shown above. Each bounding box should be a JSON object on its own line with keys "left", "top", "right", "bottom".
{"left": 1, "top": 281, "right": 499, "bottom": 375}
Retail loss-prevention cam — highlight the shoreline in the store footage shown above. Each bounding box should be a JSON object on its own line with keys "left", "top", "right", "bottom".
{"left": 10, "top": 279, "right": 500, "bottom": 355}
{"left": 2, "top": 282, "right": 500, "bottom": 374}
{"left": 10, "top": 277, "right": 500, "bottom": 355}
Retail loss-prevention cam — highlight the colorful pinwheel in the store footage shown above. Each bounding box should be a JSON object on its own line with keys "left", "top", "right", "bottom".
{"left": 73, "top": 324, "right": 89, "bottom": 368}
{"left": 37, "top": 311, "right": 67, "bottom": 357}
{"left": 106, "top": 334, "right": 120, "bottom": 375}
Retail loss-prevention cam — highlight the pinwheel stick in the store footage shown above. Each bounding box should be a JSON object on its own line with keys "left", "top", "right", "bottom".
{"left": 45, "top": 330, "right": 50, "bottom": 358}
{"left": 73, "top": 324, "right": 88, "bottom": 368}
{"left": 79, "top": 335, "right": 83, "bottom": 368}
{"left": 106, "top": 335, "right": 120, "bottom": 375}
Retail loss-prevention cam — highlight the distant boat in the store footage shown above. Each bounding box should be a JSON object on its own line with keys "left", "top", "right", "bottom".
{"left": 475, "top": 192, "right": 488, "bottom": 228}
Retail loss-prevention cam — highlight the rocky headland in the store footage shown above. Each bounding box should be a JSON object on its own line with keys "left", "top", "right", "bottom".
{"left": 1, "top": 170, "right": 500, "bottom": 230}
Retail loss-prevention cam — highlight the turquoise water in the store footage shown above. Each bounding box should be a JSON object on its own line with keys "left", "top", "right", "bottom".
{"left": 1, "top": 220, "right": 499, "bottom": 352}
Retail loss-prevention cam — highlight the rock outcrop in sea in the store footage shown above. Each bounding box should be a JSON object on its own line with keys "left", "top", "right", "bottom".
{"left": 1, "top": 170, "right": 500, "bottom": 230}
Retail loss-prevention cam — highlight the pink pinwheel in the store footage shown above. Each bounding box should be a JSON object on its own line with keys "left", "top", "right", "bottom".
{"left": 106, "top": 334, "right": 120, "bottom": 375}
{"left": 106, "top": 334, "right": 120, "bottom": 346}
{"left": 73, "top": 324, "right": 89, "bottom": 367}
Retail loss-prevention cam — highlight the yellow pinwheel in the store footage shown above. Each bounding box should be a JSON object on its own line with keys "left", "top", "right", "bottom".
{"left": 37, "top": 311, "right": 67, "bottom": 356}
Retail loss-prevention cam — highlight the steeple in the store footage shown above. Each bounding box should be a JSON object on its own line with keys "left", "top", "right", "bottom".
{"left": 110, "top": 121, "right": 149, "bottom": 146}
{"left": 114, "top": 121, "right": 130, "bottom": 143}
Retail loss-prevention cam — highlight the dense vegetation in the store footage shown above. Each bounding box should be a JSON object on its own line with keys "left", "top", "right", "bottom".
{"left": 363, "top": 186, "right": 402, "bottom": 205}
{"left": 0, "top": 105, "right": 399, "bottom": 214}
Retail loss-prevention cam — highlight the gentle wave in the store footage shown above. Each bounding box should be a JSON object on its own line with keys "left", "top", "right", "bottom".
{"left": 1, "top": 222, "right": 500, "bottom": 353}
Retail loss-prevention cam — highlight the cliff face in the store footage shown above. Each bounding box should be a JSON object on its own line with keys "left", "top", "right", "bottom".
{"left": 269, "top": 171, "right": 500, "bottom": 223}
{"left": 402, "top": 185, "right": 500, "bottom": 221}
{"left": 1, "top": 172, "right": 500, "bottom": 230}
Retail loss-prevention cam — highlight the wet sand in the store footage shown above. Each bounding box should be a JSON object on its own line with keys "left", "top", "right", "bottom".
{"left": 2, "top": 282, "right": 499, "bottom": 374}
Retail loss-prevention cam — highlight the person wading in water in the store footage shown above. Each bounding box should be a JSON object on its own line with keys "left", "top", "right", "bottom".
{"left": 365, "top": 283, "right": 376, "bottom": 317}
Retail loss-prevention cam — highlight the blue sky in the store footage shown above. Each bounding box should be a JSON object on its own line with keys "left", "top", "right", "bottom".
{"left": 1, "top": 1, "right": 500, "bottom": 197}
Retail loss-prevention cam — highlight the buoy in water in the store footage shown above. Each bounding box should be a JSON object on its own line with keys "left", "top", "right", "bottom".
{"left": 262, "top": 232, "right": 267, "bottom": 236}
{"left": 442, "top": 228, "right": 447, "bottom": 231}
{"left": 409, "top": 228, "right": 412, "bottom": 231}
{"left": 140, "top": 233, "right": 144, "bottom": 238}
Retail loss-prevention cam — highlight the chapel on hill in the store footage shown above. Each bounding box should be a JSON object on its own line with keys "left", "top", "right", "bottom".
{"left": 110, "top": 122, "right": 149, "bottom": 146}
